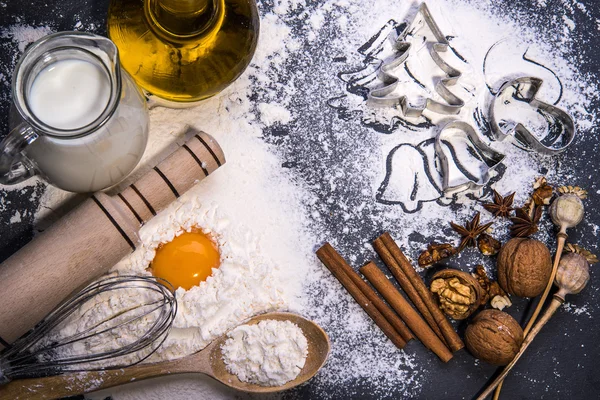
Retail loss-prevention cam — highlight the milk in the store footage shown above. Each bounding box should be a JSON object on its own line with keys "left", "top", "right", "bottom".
{"left": 24, "top": 58, "right": 149, "bottom": 192}
{"left": 29, "top": 59, "right": 111, "bottom": 130}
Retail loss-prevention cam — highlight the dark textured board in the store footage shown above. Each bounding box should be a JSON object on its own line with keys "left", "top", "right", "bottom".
{"left": 1, "top": 0, "right": 599, "bottom": 399}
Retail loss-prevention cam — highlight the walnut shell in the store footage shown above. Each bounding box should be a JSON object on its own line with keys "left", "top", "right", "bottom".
{"left": 465, "top": 309, "right": 523, "bottom": 366}
{"left": 478, "top": 234, "right": 501, "bottom": 256}
{"left": 497, "top": 238, "right": 552, "bottom": 298}
{"left": 430, "top": 269, "right": 485, "bottom": 320}
{"left": 418, "top": 243, "right": 457, "bottom": 267}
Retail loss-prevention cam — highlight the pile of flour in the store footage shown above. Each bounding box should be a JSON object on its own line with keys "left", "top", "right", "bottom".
{"left": 110, "top": 198, "right": 287, "bottom": 361}
{"left": 221, "top": 319, "right": 308, "bottom": 386}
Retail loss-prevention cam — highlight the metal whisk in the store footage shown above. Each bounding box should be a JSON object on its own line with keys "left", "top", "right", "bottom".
{"left": 0, "top": 275, "right": 177, "bottom": 384}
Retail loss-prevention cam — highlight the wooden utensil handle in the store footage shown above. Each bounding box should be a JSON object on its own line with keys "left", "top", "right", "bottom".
{"left": 0, "top": 131, "right": 225, "bottom": 349}
{"left": 0, "top": 360, "right": 194, "bottom": 400}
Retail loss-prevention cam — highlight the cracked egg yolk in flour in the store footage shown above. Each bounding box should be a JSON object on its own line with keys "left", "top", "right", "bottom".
{"left": 151, "top": 230, "right": 221, "bottom": 290}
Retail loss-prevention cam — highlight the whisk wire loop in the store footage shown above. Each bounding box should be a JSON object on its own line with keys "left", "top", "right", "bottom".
{"left": 0, "top": 275, "right": 177, "bottom": 382}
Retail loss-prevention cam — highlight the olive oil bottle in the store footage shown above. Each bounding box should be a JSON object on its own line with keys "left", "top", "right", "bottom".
{"left": 107, "top": 0, "right": 259, "bottom": 106}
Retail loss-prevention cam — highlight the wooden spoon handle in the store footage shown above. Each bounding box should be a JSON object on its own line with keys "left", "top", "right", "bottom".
{"left": 477, "top": 296, "right": 564, "bottom": 400}
{"left": 0, "top": 359, "right": 201, "bottom": 400}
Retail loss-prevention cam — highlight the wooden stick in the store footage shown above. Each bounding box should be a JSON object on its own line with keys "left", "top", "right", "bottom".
{"left": 316, "top": 243, "right": 408, "bottom": 349}
{"left": 376, "top": 233, "right": 464, "bottom": 352}
{"left": 523, "top": 233, "right": 567, "bottom": 336}
{"left": 493, "top": 232, "right": 567, "bottom": 399}
{"left": 478, "top": 296, "right": 564, "bottom": 400}
{"left": 360, "top": 263, "right": 453, "bottom": 363}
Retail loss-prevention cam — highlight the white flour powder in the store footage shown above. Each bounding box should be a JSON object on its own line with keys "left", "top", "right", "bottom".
{"left": 0, "top": 24, "right": 53, "bottom": 52}
{"left": 221, "top": 320, "right": 308, "bottom": 386}
{"left": 1, "top": 0, "right": 599, "bottom": 398}
{"left": 110, "top": 199, "right": 287, "bottom": 362}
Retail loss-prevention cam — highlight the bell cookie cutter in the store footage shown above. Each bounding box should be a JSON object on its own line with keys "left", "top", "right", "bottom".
{"left": 435, "top": 121, "right": 505, "bottom": 195}
{"left": 489, "top": 76, "right": 576, "bottom": 155}
{"left": 368, "top": 3, "right": 464, "bottom": 117}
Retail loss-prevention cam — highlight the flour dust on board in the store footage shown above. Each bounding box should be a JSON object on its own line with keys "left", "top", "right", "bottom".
{"left": 327, "top": 6, "right": 572, "bottom": 213}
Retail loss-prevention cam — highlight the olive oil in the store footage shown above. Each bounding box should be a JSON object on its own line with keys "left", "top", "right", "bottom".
{"left": 107, "top": 0, "right": 259, "bottom": 106}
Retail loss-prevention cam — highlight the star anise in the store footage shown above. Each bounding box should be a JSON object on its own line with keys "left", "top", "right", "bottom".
{"left": 483, "top": 190, "right": 515, "bottom": 218}
{"left": 510, "top": 205, "right": 542, "bottom": 237}
{"left": 450, "top": 212, "right": 494, "bottom": 252}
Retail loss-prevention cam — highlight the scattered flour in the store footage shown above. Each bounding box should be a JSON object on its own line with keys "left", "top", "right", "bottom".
{"left": 1, "top": 0, "right": 598, "bottom": 399}
{"left": 221, "top": 319, "right": 308, "bottom": 386}
{"left": 0, "top": 24, "right": 54, "bottom": 52}
{"left": 563, "top": 302, "right": 592, "bottom": 317}
{"left": 257, "top": 102, "right": 293, "bottom": 126}
{"left": 8, "top": 210, "right": 20, "bottom": 223}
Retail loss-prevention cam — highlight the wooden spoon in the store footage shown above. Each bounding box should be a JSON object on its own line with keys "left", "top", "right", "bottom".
{"left": 0, "top": 312, "right": 330, "bottom": 400}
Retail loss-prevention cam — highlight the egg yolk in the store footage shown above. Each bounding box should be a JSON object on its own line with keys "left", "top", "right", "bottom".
{"left": 151, "top": 230, "right": 220, "bottom": 290}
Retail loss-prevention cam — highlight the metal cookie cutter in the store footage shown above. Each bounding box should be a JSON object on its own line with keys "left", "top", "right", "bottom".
{"left": 489, "top": 77, "right": 576, "bottom": 155}
{"left": 435, "top": 121, "right": 505, "bottom": 195}
{"left": 368, "top": 3, "right": 464, "bottom": 117}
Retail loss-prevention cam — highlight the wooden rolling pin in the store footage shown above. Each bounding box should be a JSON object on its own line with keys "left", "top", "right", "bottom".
{"left": 0, "top": 131, "right": 225, "bottom": 350}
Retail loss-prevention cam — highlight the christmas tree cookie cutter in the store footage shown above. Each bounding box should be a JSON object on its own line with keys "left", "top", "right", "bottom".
{"left": 368, "top": 3, "right": 464, "bottom": 117}
{"left": 489, "top": 77, "right": 576, "bottom": 155}
{"left": 435, "top": 121, "right": 505, "bottom": 195}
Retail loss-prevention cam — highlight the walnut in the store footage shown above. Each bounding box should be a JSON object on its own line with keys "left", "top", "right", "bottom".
{"left": 532, "top": 176, "right": 546, "bottom": 189}
{"left": 472, "top": 265, "right": 509, "bottom": 307}
{"left": 465, "top": 309, "right": 523, "bottom": 366}
{"left": 488, "top": 281, "right": 506, "bottom": 299}
{"left": 477, "top": 234, "right": 501, "bottom": 256}
{"left": 522, "top": 197, "right": 535, "bottom": 218}
{"left": 490, "top": 295, "right": 512, "bottom": 310}
{"left": 497, "top": 238, "right": 552, "bottom": 297}
{"left": 418, "top": 243, "right": 457, "bottom": 267}
{"left": 472, "top": 265, "right": 491, "bottom": 303}
{"left": 430, "top": 269, "right": 484, "bottom": 320}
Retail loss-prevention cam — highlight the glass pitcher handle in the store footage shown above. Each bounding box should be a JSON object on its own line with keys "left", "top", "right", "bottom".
{"left": 0, "top": 123, "right": 39, "bottom": 185}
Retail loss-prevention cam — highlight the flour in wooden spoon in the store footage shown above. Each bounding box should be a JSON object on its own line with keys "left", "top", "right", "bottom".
{"left": 221, "top": 319, "right": 308, "bottom": 386}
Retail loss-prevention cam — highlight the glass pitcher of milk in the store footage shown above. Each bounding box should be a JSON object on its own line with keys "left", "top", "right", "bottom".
{"left": 0, "top": 32, "right": 149, "bottom": 193}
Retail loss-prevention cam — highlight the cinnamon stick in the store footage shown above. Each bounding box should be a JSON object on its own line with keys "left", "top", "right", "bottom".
{"left": 373, "top": 237, "right": 446, "bottom": 345}
{"left": 360, "top": 262, "right": 453, "bottom": 363}
{"left": 379, "top": 232, "right": 464, "bottom": 352}
{"left": 316, "top": 243, "right": 407, "bottom": 349}
{"left": 341, "top": 261, "right": 413, "bottom": 342}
